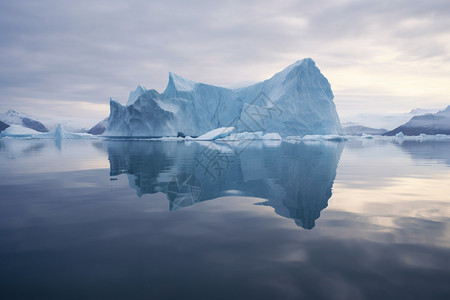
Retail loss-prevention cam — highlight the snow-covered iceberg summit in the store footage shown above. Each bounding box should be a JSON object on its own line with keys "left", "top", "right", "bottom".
{"left": 104, "top": 58, "right": 343, "bottom": 137}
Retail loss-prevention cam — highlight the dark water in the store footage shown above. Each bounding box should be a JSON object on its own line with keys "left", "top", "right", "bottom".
{"left": 0, "top": 138, "right": 449, "bottom": 299}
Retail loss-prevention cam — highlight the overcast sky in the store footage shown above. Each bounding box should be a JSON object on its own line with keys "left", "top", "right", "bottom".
{"left": 1, "top": 0, "right": 449, "bottom": 126}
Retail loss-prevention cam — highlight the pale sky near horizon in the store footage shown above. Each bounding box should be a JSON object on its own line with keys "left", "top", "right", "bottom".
{"left": 1, "top": 0, "right": 449, "bottom": 126}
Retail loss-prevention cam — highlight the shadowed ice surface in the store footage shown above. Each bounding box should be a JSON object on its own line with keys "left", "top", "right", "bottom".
{"left": 0, "top": 138, "right": 449, "bottom": 299}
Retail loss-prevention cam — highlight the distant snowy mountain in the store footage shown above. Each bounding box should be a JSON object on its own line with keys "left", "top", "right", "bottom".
{"left": 38, "top": 117, "right": 90, "bottom": 133}
{"left": 0, "top": 110, "right": 94, "bottom": 134}
{"left": 341, "top": 108, "right": 441, "bottom": 131}
{"left": 1, "top": 124, "right": 96, "bottom": 139}
{"left": 0, "top": 120, "right": 9, "bottom": 132}
{"left": 88, "top": 118, "right": 108, "bottom": 135}
{"left": 408, "top": 108, "right": 439, "bottom": 115}
{"left": 344, "top": 125, "right": 387, "bottom": 136}
{"left": 105, "top": 58, "right": 343, "bottom": 137}
{"left": 0, "top": 110, "right": 49, "bottom": 132}
{"left": 384, "top": 106, "right": 450, "bottom": 136}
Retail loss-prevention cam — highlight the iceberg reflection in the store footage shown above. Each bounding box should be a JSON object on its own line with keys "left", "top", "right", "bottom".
{"left": 107, "top": 140, "right": 343, "bottom": 229}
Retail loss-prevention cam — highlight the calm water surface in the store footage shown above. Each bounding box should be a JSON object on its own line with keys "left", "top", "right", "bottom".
{"left": 0, "top": 138, "right": 449, "bottom": 299}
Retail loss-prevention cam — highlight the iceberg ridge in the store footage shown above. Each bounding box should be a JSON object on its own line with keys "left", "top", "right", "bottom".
{"left": 104, "top": 59, "right": 343, "bottom": 137}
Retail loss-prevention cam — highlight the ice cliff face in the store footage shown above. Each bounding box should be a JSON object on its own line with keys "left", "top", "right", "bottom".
{"left": 104, "top": 58, "right": 343, "bottom": 137}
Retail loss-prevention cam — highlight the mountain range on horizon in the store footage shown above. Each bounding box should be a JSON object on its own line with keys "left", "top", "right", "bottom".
{"left": 0, "top": 110, "right": 49, "bottom": 133}
{"left": 384, "top": 105, "right": 450, "bottom": 136}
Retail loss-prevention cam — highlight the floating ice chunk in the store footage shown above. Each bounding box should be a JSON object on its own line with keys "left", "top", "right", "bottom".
{"left": 262, "top": 133, "right": 282, "bottom": 140}
{"left": 398, "top": 133, "right": 450, "bottom": 141}
{"left": 49, "top": 124, "right": 96, "bottom": 139}
{"left": 395, "top": 132, "right": 404, "bottom": 139}
{"left": 196, "top": 127, "right": 235, "bottom": 140}
{"left": 0, "top": 125, "right": 40, "bottom": 137}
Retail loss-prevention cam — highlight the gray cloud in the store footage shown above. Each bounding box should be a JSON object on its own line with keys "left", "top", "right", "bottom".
{"left": 0, "top": 0, "right": 449, "bottom": 122}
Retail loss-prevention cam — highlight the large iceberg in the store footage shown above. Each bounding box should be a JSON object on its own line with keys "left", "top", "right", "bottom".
{"left": 104, "top": 58, "right": 343, "bottom": 137}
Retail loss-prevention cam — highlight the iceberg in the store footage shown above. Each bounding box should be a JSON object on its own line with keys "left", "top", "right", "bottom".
{"left": 262, "top": 133, "right": 282, "bottom": 140}
{"left": 0, "top": 124, "right": 96, "bottom": 139}
{"left": 35, "top": 124, "right": 96, "bottom": 139}
{"left": 195, "top": 127, "right": 235, "bottom": 140}
{"left": 395, "top": 132, "right": 405, "bottom": 139}
{"left": 104, "top": 58, "right": 343, "bottom": 137}
{"left": 0, "top": 125, "right": 41, "bottom": 137}
{"left": 126, "top": 85, "right": 147, "bottom": 106}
